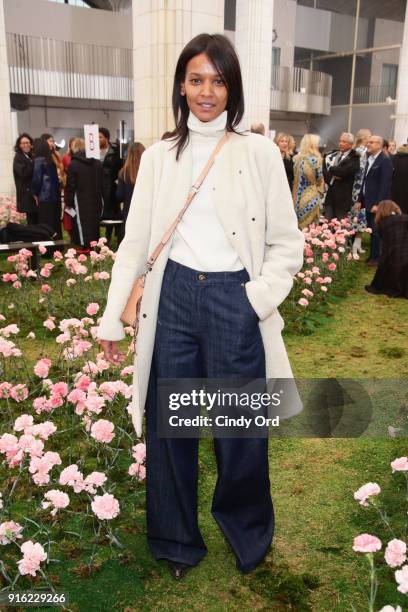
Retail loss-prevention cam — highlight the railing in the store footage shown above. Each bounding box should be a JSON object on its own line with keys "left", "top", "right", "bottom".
{"left": 6, "top": 33, "right": 133, "bottom": 101}
{"left": 270, "top": 65, "right": 332, "bottom": 115}
{"left": 353, "top": 84, "right": 397, "bottom": 104}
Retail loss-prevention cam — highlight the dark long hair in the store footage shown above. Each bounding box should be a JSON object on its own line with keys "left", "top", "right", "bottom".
{"left": 170, "top": 33, "right": 245, "bottom": 160}
{"left": 14, "top": 132, "right": 33, "bottom": 153}
{"left": 32, "top": 138, "right": 52, "bottom": 162}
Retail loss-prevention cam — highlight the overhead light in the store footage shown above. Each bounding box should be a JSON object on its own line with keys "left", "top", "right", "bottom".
{"left": 55, "top": 139, "right": 66, "bottom": 149}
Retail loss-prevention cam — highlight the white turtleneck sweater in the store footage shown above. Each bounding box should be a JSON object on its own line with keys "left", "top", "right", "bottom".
{"left": 168, "top": 110, "right": 243, "bottom": 272}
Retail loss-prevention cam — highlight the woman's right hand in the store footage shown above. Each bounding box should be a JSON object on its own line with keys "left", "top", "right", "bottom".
{"left": 98, "top": 339, "right": 126, "bottom": 367}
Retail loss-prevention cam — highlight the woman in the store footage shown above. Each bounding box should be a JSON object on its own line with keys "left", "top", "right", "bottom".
{"left": 391, "top": 143, "right": 408, "bottom": 214}
{"left": 116, "top": 142, "right": 145, "bottom": 224}
{"left": 41, "top": 133, "right": 67, "bottom": 191}
{"left": 62, "top": 137, "right": 76, "bottom": 236}
{"left": 66, "top": 138, "right": 104, "bottom": 252}
{"left": 98, "top": 34, "right": 304, "bottom": 579}
{"left": 349, "top": 129, "right": 371, "bottom": 255}
{"left": 274, "top": 132, "right": 294, "bottom": 190}
{"left": 292, "top": 133, "right": 324, "bottom": 228}
{"left": 31, "top": 138, "right": 62, "bottom": 242}
{"left": 365, "top": 200, "right": 408, "bottom": 298}
{"left": 12, "top": 133, "right": 37, "bottom": 224}
{"left": 352, "top": 128, "right": 371, "bottom": 204}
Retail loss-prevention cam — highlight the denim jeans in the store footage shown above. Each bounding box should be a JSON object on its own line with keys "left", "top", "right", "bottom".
{"left": 145, "top": 259, "right": 274, "bottom": 572}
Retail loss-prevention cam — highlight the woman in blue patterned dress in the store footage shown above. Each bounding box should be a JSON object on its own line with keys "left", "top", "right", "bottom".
{"left": 292, "top": 134, "right": 324, "bottom": 229}
{"left": 350, "top": 128, "right": 371, "bottom": 254}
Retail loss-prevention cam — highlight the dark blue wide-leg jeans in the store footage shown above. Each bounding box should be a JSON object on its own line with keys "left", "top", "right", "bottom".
{"left": 145, "top": 259, "right": 274, "bottom": 572}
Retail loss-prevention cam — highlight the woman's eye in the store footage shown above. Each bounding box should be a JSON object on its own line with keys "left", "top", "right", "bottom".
{"left": 214, "top": 79, "right": 224, "bottom": 85}
{"left": 191, "top": 79, "right": 201, "bottom": 84}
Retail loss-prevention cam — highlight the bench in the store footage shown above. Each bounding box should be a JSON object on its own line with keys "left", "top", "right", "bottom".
{"left": 0, "top": 240, "right": 70, "bottom": 271}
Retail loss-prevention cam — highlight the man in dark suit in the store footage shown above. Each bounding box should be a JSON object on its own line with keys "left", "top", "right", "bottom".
{"left": 357, "top": 135, "right": 393, "bottom": 265}
{"left": 324, "top": 132, "right": 360, "bottom": 220}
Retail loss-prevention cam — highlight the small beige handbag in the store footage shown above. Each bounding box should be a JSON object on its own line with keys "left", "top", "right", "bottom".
{"left": 120, "top": 133, "right": 229, "bottom": 342}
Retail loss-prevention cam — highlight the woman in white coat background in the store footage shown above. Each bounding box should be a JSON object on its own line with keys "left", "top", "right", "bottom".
{"left": 98, "top": 33, "right": 304, "bottom": 580}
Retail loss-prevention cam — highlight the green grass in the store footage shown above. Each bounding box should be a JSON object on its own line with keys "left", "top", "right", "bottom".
{"left": 2, "top": 251, "right": 408, "bottom": 611}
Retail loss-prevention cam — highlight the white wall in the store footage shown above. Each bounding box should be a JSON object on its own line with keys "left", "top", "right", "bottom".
{"left": 273, "top": 0, "right": 296, "bottom": 67}
{"left": 4, "top": 0, "right": 132, "bottom": 48}
{"left": 295, "top": 5, "right": 331, "bottom": 52}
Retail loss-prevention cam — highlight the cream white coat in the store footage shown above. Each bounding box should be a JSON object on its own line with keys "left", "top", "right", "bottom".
{"left": 97, "top": 131, "right": 305, "bottom": 437}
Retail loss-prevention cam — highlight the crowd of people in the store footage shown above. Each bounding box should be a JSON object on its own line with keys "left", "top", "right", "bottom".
{"left": 12, "top": 129, "right": 145, "bottom": 253}
{"left": 260, "top": 125, "right": 407, "bottom": 299}
{"left": 11, "top": 121, "right": 408, "bottom": 297}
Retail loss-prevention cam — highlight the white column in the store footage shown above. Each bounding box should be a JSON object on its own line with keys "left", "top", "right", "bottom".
{"left": 0, "top": 0, "right": 14, "bottom": 195}
{"left": 235, "top": 0, "right": 273, "bottom": 133}
{"left": 132, "top": 0, "right": 224, "bottom": 147}
{"left": 395, "top": 2, "right": 408, "bottom": 146}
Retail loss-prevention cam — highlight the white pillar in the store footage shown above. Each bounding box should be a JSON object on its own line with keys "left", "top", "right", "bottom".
{"left": 0, "top": 0, "right": 14, "bottom": 195}
{"left": 235, "top": 0, "right": 273, "bottom": 133}
{"left": 132, "top": 0, "right": 224, "bottom": 147}
{"left": 395, "top": 2, "right": 408, "bottom": 146}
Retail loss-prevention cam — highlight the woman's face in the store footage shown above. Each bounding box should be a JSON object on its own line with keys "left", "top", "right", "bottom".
{"left": 19, "top": 137, "right": 32, "bottom": 154}
{"left": 278, "top": 137, "right": 288, "bottom": 154}
{"left": 180, "top": 53, "right": 228, "bottom": 122}
{"left": 47, "top": 136, "right": 55, "bottom": 150}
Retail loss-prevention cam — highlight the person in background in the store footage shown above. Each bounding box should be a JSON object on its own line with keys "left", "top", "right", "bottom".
{"left": 352, "top": 128, "right": 371, "bottom": 204}
{"left": 116, "top": 142, "right": 145, "bottom": 226}
{"left": 66, "top": 138, "right": 103, "bottom": 253}
{"left": 41, "top": 133, "right": 66, "bottom": 192}
{"left": 323, "top": 132, "right": 360, "bottom": 221}
{"left": 292, "top": 133, "right": 324, "bottom": 228}
{"left": 62, "top": 137, "right": 75, "bottom": 172}
{"left": 356, "top": 135, "right": 393, "bottom": 265}
{"left": 13, "top": 133, "right": 37, "bottom": 225}
{"left": 31, "top": 138, "right": 62, "bottom": 247}
{"left": 391, "top": 142, "right": 408, "bottom": 214}
{"left": 250, "top": 122, "right": 265, "bottom": 136}
{"left": 388, "top": 139, "right": 397, "bottom": 155}
{"left": 61, "top": 137, "right": 76, "bottom": 237}
{"left": 382, "top": 139, "right": 390, "bottom": 156}
{"left": 365, "top": 200, "right": 408, "bottom": 298}
{"left": 288, "top": 135, "right": 297, "bottom": 157}
{"left": 274, "top": 132, "right": 294, "bottom": 190}
{"left": 99, "top": 127, "right": 123, "bottom": 245}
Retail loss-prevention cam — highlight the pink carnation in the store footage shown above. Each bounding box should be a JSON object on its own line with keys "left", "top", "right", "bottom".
{"left": 42, "top": 490, "right": 70, "bottom": 516}
{"left": 128, "top": 463, "right": 146, "bottom": 480}
{"left": 353, "top": 482, "right": 381, "bottom": 507}
{"left": 298, "top": 298, "right": 309, "bottom": 307}
{"left": 43, "top": 318, "right": 56, "bottom": 331}
{"left": 328, "top": 263, "right": 337, "bottom": 271}
{"left": 385, "top": 539, "right": 407, "bottom": 568}
{"left": 34, "top": 358, "right": 52, "bottom": 378}
{"left": 0, "top": 520, "right": 23, "bottom": 545}
{"left": 353, "top": 534, "right": 382, "bottom": 553}
{"left": 14, "top": 414, "right": 34, "bottom": 432}
{"left": 18, "top": 540, "right": 47, "bottom": 576}
{"left": 86, "top": 303, "right": 100, "bottom": 316}
{"left": 83, "top": 471, "right": 107, "bottom": 494}
{"left": 391, "top": 457, "right": 408, "bottom": 472}
{"left": 395, "top": 565, "right": 408, "bottom": 594}
{"left": 90, "top": 419, "right": 115, "bottom": 443}
{"left": 59, "top": 464, "right": 84, "bottom": 493}
{"left": 132, "top": 443, "right": 146, "bottom": 464}
{"left": 91, "top": 493, "right": 120, "bottom": 520}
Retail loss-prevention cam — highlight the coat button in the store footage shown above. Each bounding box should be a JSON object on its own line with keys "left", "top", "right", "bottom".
{"left": 238, "top": 170, "right": 242, "bottom": 174}
{"left": 198, "top": 273, "right": 206, "bottom": 280}
{"left": 252, "top": 217, "right": 255, "bottom": 221}
{"left": 232, "top": 232, "right": 236, "bottom": 235}
{"left": 212, "top": 187, "right": 216, "bottom": 191}
{"left": 142, "top": 314, "right": 147, "bottom": 318}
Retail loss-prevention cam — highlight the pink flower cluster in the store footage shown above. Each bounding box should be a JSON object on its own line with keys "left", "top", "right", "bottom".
{"left": 128, "top": 442, "right": 146, "bottom": 481}
{"left": 90, "top": 419, "right": 115, "bottom": 443}
{"left": 91, "top": 493, "right": 120, "bottom": 520}
{"left": 42, "top": 489, "right": 70, "bottom": 515}
{"left": 17, "top": 540, "right": 47, "bottom": 576}
{"left": 353, "top": 482, "right": 381, "bottom": 507}
{"left": 0, "top": 520, "right": 23, "bottom": 545}
{"left": 59, "top": 464, "right": 107, "bottom": 495}
{"left": 0, "top": 382, "right": 28, "bottom": 402}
